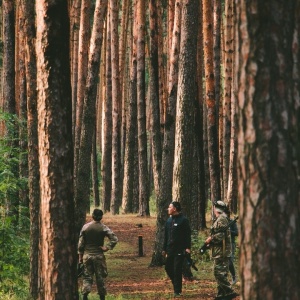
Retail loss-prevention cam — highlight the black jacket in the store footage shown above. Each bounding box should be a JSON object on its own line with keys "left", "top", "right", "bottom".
{"left": 163, "top": 213, "right": 191, "bottom": 256}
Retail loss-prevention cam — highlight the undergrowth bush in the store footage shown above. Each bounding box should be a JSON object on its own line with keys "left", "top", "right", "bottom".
{"left": 0, "top": 210, "right": 30, "bottom": 299}
{"left": 0, "top": 112, "right": 30, "bottom": 299}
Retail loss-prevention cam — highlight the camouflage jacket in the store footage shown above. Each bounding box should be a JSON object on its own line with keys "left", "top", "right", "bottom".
{"left": 210, "top": 213, "right": 232, "bottom": 258}
{"left": 78, "top": 221, "right": 118, "bottom": 256}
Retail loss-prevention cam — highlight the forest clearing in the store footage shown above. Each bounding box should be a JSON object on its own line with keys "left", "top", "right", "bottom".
{"left": 80, "top": 213, "right": 240, "bottom": 299}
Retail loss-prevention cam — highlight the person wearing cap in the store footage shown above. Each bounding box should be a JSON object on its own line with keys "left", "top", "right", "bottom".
{"left": 78, "top": 209, "right": 118, "bottom": 300}
{"left": 224, "top": 206, "right": 238, "bottom": 285}
{"left": 204, "top": 201, "right": 238, "bottom": 300}
{"left": 162, "top": 201, "right": 191, "bottom": 298}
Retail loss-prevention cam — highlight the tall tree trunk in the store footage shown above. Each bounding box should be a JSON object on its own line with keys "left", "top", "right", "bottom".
{"left": 102, "top": 16, "right": 112, "bottom": 212}
{"left": 150, "top": 0, "right": 181, "bottom": 267}
{"left": 196, "top": 0, "right": 207, "bottom": 230}
{"left": 35, "top": 1, "right": 77, "bottom": 298}
{"left": 110, "top": 0, "right": 121, "bottom": 214}
{"left": 74, "top": 0, "right": 91, "bottom": 190}
{"left": 122, "top": 9, "right": 137, "bottom": 213}
{"left": 21, "top": 0, "right": 40, "bottom": 297}
{"left": 157, "top": 3, "right": 167, "bottom": 127}
{"left": 75, "top": 0, "right": 108, "bottom": 233}
{"left": 3, "top": 0, "right": 19, "bottom": 224}
{"left": 226, "top": 91, "right": 237, "bottom": 211}
{"left": 70, "top": 0, "right": 81, "bottom": 138}
{"left": 222, "top": 0, "right": 234, "bottom": 201}
{"left": 213, "top": 0, "right": 223, "bottom": 199}
{"left": 16, "top": 0, "right": 29, "bottom": 210}
{"left": 119, "top": 0, "right": 129, "bottom": 172}
{"left": 236, "top": 1, "right": 300, "bottom": 299}
{"left": 136, "top": 0, "right": 150, "bottom": 216}
{"left": 3, "top": 0, "right": 15, "bottom": 115}
{"left": 172, "top": 0, "right": 199, "bottom": 219}
{"left": 149, "top": 0, "right": 162, "bottom": 198}
{"left": 202, "top": 0, "right": 221, "bottom": 204}
{"left": 91, "top": 128, "right": 100, "bottom": 207}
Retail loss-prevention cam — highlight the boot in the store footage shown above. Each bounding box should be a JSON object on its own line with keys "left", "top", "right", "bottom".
{"left": 100, "top": 295, "right": 105, "bottom": 300}
{"left": 83, "top": 294, "right": 88, "bottom": 300}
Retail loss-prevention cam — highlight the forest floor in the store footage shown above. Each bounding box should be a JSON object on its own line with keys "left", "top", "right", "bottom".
{"left": 78, "top": 213, "right": 240, "bottom": 300}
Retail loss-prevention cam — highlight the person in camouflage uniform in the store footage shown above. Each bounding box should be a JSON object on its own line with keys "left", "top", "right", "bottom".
{"left": 204, "top": 201, "right": 238, "bottom": 300}
{"left": 78, "top": 209, "right": 118, "bottom": 300}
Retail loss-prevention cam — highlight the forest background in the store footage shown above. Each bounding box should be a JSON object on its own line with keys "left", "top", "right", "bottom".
{"left": 0, "top": 0, "right": 299, "bottom": 299}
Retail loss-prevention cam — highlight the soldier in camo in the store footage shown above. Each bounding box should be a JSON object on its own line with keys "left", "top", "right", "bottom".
{"left": 78, "top": 209, "right": 118, "bottom": 300}
{"left": 204, "top": 201, "right": 238, "bottom": 300}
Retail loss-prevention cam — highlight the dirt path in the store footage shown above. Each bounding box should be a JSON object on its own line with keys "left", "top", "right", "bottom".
{"left": 83, "top": 213, "right": 240, "bottom": 299}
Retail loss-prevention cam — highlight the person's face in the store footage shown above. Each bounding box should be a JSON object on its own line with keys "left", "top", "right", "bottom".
{"left": 167, "top": 204, "right": 176, "bottom": 216}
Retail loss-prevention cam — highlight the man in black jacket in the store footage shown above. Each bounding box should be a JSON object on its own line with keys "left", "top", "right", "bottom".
{"left": 162, "top": 201, "right": 191, "bottom": 297}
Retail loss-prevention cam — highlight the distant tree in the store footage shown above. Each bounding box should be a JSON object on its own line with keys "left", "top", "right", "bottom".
{"left": 70, "top": 0, "right": 81, "bottom": 134}
{"left": 136, "top": 0, "right": 150, "bottom": 216}
{"left": 236, "top": 1, "right": 300, "bottom": 298}
{"left": 102, "top": 15, "right": 112, "bottom": 212}
{"left": 202, "top": 0, "right": 221, "bottom": 204}
{"left": 149, "top": 0, "right": 162, "bottom": 198}
{"left": 222, "top": 0, "right": 234, "bottom": 201}
{"left": 2, "top": 0, "right": 19, "bottom": 223}
{"left": 196, "top": 1, "right": 207, "bottom": 230}
{"left": 35, "top": 0, "right": 77, "bottom": 298}
{"left": 110, "top": 0, "right": 121, "bottom": 214}
{"left": 172, "top": 0, "right": 199, "bottom": 219}
{"left": 75, "top": 0, "right": 108, "bottom": 231}
{"left": 122, "top": 6, "right": 138, "bottom": 213}
{"left": 74, "top": 0, "right": 91, "bottom": 190}
{"left": 16, "top": 0, "right": 29, "bottom": 210}
{"left": 150, "top": 0, "right": 181, "bottom": 266}
{"left": 119, "top": 0, "right": 130, "bottom": 173}
{"left": 21, "top": 0, "right": 40, "bottom": 297}
{"left": 91, "top": 128, "right": 100, "bottom": 207}
{"left": 2, "top": 0, "right": 15, "bottom": 115}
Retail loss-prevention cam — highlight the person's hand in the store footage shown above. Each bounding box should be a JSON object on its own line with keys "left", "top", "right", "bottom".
{"left": 100, "top": 246, "right": 109, "bottom": 252}
{"left": 185, "top": 248, "right": 191, "bottom": 254}
{"left": 205, "top": 236, "right": 212, "bottom": 244}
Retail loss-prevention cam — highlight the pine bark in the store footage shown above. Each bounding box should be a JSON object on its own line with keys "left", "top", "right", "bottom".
{"left": 35, "top": 1, "right": 77, "bottom": 298}
{"left": 75, "top": 0, "right": 108, "bottom": 231}
{"left": 222, "top": 0, "right": 234, "bottom": 201}
{"left": 122, "top": 8, "right": 138, "bottom": 213}
{"left": 74, "top": 0, "right": 91, "bottom": 189}
{"left": 236, "top": 1, "right": 300, "bottom": 298}
{"left": 136, "top": 0, "right": 150, "bottom": 216}
{"left": 21, "top": 0, "right": 40, "bottom": 297}
{"left": 149, "top": 0, "right": 162, "bottom": 198}
{"left": 102, "top": 16, "right": 112, "bottom": 212}
{"left": 150, "top": 0, "right": 181, "bottom": 266}
{"left": 202, "top": 0, "right": 221, "bottom": 203}
{"left": 3, "top": 0, "right": 15, "bottom": 115}
{"left": 172, "top": 0, "right": 199, "bottom": 218}
{"left": 196, "top": 1, "right": 207, "bottom": 230}
{"left": 110, "top": 0, "right": 121, "bottom": 214}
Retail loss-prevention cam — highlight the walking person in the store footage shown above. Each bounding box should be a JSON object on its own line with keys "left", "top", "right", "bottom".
{"left": 78, "top": 209, "right": 118, "bottom": 300}
{"left": 225, "top": 207, "right": 238, "bottom": 285}
{"left": 204, "top": 201, "right": 238, "bottom": 300}
{"left": 162, "top": 201, "right": 191, "bottom": 297}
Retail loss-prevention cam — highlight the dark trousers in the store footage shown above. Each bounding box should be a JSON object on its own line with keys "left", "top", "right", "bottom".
{"left": 165, "top": 253, "right": 184, "bottom": 294}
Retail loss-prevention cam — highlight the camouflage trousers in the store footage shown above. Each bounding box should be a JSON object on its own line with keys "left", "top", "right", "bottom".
{"left": 213, "top": 257, "right": 234, "bottom": 297}
{"left": 82, "top": 253, "right": 108, "bottom": 296}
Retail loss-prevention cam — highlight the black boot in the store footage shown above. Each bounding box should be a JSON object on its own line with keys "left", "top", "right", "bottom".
{"left": 83, "top": 294, "right": 88, "bottom": 300}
